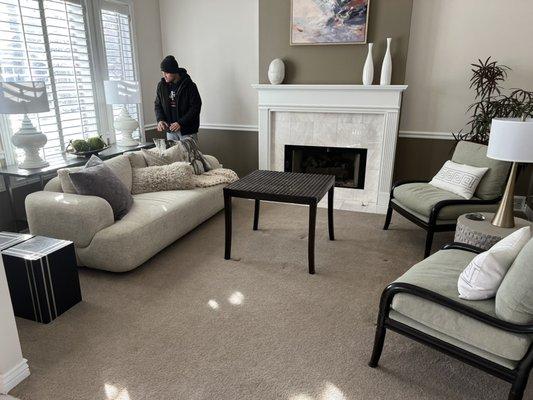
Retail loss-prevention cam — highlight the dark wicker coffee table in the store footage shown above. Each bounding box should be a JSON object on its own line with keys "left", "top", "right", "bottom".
{"left": 223, "top": 170, "right": 335, "bottom": 274}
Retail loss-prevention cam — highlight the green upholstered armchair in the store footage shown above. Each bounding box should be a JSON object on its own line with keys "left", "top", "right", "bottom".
{"left": 369, "top": 240, "right": 533, "bottom": 400}
{"left": 384, "top": 141, "right": 511, "bottom": 258}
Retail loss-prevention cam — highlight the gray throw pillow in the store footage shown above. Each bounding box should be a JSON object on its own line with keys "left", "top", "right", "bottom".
{"left": 69, "top": 155, "right": 133, "bottom": 220}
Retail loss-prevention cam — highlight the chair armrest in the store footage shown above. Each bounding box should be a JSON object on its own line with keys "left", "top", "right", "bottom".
{"left": 25, "top": 191, "right": 114, "bottom": 248}
{"left": 442, "top": 242, "right": 485, "bottom": 254}
{"left": 429, "top": 197, "right": 501, "bottom": 225}
{"left": 380, "top": 282, "right": 533, "bottom": 334}
{"left": 390, "top": 179, "right": 429, "bottom": 199}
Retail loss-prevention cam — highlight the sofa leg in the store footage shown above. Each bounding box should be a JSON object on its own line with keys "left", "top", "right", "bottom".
{"left": 383, "top": 203, "right": 393, "bottom": 230}
{"left": 424, "top": 230, "right": 434, "bottom": 258}
{"left": 508, "top": 371, "right": 530, "bottom": 400}
{"left": 368, "top": 323, "right": 387, "bottom": 368}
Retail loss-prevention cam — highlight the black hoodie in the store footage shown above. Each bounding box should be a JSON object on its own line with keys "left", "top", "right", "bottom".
{"left": 154, "top": 68, "right": 202, "bottom": 135}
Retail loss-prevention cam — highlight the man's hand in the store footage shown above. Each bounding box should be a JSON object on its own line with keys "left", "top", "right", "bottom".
{"left": 157, "top": 121, "right": 169, "bottom": 132}
{"left": 169, "top": 122, "right": 181, "bottom": 132}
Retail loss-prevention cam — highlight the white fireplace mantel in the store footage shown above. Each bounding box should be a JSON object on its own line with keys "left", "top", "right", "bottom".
{"left": 252, "top": 84, "right": 407, "bottom": 214}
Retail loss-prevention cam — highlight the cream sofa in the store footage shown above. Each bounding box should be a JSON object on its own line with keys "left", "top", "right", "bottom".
{"left": 25, "top": 153, "right": 225, "bottom": 272}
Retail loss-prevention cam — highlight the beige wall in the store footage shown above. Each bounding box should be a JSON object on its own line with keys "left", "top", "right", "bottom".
{"left": 132, "top": 0, "right": 164, "bottom": 127}
{"left": 159, "top": 0, "right": 259, "bottom": 127}
{"left": 259, "top": 0, "right": 413, "bottom": 84}
{"left": 400, "top": 0, "right": 533, "bottom": 134}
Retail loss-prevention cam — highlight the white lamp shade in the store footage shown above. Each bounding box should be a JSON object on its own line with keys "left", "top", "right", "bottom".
{"left": 488, "top": 118, "right": 533, "bottom": 163}
{"left": 104, "top": 80, "right": 141, "bottom": 105}
{"left": 0, "top": 81, "right": 49, "bottom": 115}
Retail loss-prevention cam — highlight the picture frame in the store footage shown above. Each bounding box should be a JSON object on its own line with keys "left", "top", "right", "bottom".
{"left": 290, "top": 0, "right": 370, "bottom": 46}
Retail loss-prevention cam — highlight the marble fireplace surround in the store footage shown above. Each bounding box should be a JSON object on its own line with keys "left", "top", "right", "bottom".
{"left": 252, "top": 84, "right": 408, "bottom": 214}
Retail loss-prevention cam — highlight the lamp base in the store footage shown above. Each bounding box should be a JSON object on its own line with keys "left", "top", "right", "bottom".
{"left": 114, "top": 107, "right": 139, "bottom": 148}
{"left": 491, "top": 162, "right": 517, "bottom": 228}
{"left": 11, "top": 115, "right": 49, "bottom": 170}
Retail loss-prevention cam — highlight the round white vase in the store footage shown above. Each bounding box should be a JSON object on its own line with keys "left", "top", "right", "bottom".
{"left": 268, "top": 58, "right": 285, "bottom": 85}
{"left": 362, "top": 43, "right": 374, "bottom": 86}
{"left": 380, "top": 38, "right": 392, "bottom": 85}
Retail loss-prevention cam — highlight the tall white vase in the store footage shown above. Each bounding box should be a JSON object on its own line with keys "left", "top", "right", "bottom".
{"left": 362, "top": 43, "right": 374, "bottom": 86}
{"left": 380, "top": 38, "right": 392, "bottom": 85}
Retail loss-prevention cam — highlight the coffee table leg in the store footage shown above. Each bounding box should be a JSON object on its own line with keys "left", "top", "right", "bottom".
{"left": 224, "top": 192, "right": 232, "bottom": 260}
{"left": 328, "top": 186, "right": 335, "bottom": 241}
{"left": 253, "top": 199, "right": 260, "bottom": 230}
{"left": 308, "top": 203, "right": 317, "bottom": 274}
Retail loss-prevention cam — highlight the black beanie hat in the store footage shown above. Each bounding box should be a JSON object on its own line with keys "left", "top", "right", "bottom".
{"left": 160, "top": 55, "right": 179, "bottom": 73}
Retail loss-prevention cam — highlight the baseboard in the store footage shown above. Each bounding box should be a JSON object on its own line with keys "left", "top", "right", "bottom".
{"left": 0, "top": 359, "right": 30, "bottom": 394}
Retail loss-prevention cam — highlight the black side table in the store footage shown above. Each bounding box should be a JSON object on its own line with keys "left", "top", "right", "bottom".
{"left": 2, "top": 235, "right": 82, "bottom": 324}
{"left": 223, "top": 170, "right": 335, "bottom": 274}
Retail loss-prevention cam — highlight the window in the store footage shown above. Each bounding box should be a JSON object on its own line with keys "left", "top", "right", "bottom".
{"left": 0, "top": 0, "right": 142, "bottom": 165}
{"left": 100, "top": 2, "right": 140, "bottom": 140}
{"left": 0, "top": 0, "right": 98, "bottom": 163}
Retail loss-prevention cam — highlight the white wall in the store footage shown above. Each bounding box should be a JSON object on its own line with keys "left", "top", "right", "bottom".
{"left": 0, "top": 258, "right": 29, "bottom": 393}
{"left": 400, "top": 0, "right": 533, "bottom": 136}
{"left": 159, "top": 0, "right": 259, "bottom": 128}
{"left": 132, "top": 0, "right": 164, "bottom": 127}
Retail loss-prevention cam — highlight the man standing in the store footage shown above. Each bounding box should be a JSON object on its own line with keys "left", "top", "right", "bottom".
{"left": 154, "top": 55, "right": 201, "bottom": 141}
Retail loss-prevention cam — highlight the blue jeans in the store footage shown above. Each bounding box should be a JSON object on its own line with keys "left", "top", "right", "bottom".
{"left": 166, "top": 131, "right": 198, "bottom": 142}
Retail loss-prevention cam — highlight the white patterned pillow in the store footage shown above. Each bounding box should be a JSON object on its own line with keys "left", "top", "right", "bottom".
{"left": 429, "top": 160, "right": 488, "bottom": 199}
{"left": 458, "top": 227, "right": 531, "bottom": 300}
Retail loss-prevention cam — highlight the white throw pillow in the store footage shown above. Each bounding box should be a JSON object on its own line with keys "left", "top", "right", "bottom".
{"left": 429, "top": 160, "right": 488, "bottom": 199}
{"left": 458, "top": 226, "right": 531, "bottom": 300}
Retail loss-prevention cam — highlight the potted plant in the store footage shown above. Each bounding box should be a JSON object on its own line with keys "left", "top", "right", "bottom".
{"left": 455, "top": 57, "right": 533, "bottom": 145}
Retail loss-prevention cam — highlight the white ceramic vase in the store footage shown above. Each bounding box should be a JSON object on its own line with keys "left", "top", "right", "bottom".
{"left": 268, "top": 58, "right": 285, "bottom": 85}
{"left": 380, "top": 38, "right": 392, "bottom": 85}
{"left": 362, "top": 43, "right": 374, "bottom": 86}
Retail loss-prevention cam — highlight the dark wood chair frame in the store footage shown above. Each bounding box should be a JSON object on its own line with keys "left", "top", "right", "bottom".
{"left": 383, "top": 179, "right": 502, "bottom": 258}
{"left": 369, "top": 243, "right": 533, "bottom": 400}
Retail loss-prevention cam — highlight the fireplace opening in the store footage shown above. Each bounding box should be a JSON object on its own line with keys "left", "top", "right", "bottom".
{"left": 284, "top": 145, "right": 367, "bottom": 189}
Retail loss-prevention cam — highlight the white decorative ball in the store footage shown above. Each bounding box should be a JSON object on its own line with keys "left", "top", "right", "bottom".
{"left": 268, "top": 58, "right": 285, "bottom": 85}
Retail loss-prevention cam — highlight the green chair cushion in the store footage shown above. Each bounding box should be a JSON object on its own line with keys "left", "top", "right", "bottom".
{"left": 391, "top": 249, "right": 532, "bottom": 362}
{"left": 496, "top": 238, "right": 533, "bottom": 324}
{"left": 392, "top": 182, "right": 498, "bottom": 221}
{"left": 452, "top": 141, "right": 510, "bottom": 200}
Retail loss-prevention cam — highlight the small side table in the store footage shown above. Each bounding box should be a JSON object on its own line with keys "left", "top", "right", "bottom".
{"left": 454, "top": 213, "right": 532, "bottom": 251}
{"left": 2, "top": 235, "right": 82, "bottom": 324}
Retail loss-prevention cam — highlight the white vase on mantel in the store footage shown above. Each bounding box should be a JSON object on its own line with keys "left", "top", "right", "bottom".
{"left": 362, "top": 43, "right": 374, "bottom": 86}
{"left": 268, "top": 58, "right": 285, "bottom": 84}
{"left": 380, "top": 38, "right": 392, "bottom": 85}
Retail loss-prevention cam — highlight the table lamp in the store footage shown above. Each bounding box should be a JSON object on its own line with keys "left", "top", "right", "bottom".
{"left": 0, "top": 81, "right": 50, "bottom": 169}
{"left": 104, "top": 80, "right": 141, "bottom": 147}
{"left": 487, "top": 117, "right": 533, "bottom": 228}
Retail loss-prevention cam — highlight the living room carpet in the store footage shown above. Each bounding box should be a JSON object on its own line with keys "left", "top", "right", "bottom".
{"left": 10, "top": 199, "right": 532, "bottom": 400}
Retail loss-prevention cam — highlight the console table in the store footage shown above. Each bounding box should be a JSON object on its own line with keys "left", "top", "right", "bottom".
{"left": 0, "top": 142, "right": 154, "bottom": 231}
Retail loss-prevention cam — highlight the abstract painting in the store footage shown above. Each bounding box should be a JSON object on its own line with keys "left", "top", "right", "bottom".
{"left": 291, "top": 0, "right": 370, "bottom": 45}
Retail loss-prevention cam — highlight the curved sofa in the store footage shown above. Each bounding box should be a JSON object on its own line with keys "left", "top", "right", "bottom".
{"left": 25, "top": 153, "right": 224, "bottom": 272}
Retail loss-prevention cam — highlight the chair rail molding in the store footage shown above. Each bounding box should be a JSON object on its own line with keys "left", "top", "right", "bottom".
{"left": 399, "top": 130, "right": 455, "bottom": 140}
{"left": 252, "top": 84, "right": 408, "bottom": 214}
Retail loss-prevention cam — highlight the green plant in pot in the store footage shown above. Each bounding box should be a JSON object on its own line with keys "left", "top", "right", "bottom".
{"left": 68, "top": 135, "right": 107, "bottom": 156}
{"left": 455, "top": 57, "right": 533, "bottom": 145}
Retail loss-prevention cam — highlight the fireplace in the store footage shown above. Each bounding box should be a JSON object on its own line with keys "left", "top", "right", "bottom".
{"left": 284, "top": 145, "right": 367, "bottom": 189}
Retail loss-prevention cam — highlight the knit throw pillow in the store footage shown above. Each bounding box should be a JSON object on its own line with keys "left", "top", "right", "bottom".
{"left": 131, "top": 162, "right": 195, "bottom": 194}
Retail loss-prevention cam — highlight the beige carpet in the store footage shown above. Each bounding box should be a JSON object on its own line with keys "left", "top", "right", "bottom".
{"left": 10, "top": 199, "right": 533, "bottom": 400}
